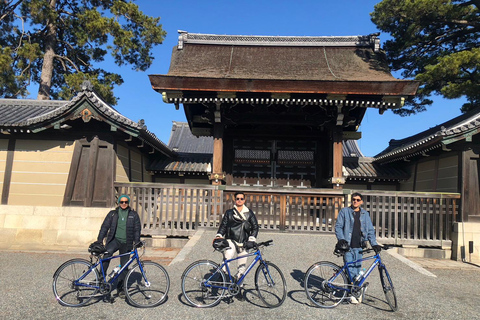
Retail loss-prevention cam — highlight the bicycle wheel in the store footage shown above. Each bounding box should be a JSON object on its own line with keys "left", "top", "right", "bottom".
{"left": 181, "top": 260, "right": 226, "bottom": 307}
{"left": 124, "top": 261, "right": 170, "bottom": 308}
{"left": 379, "top": 266, "right": 398, "bottom": 311}
{"left": 304, "top": 261, "right": 348, "bottom": 308}
{"left": 52, "top": 259, "right": 99, "bottom": 307}
{"left": 254, "top": 261, "right": 287, "bottom": 308}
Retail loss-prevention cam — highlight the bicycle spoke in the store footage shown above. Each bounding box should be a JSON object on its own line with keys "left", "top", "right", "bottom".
{"left": 181, "top": 260, "right": 226, "bottom": 308}
{"left": 379, "top": 266, "right": 397, "bottom": 311}
{"left": 52, "top": 259, "right": 99, "bottom": 307}
{"left": 255, "top": 262, "right": 286, "bottom": 308}
{"left": 304, "top": 261, "right": 348, "bottom": 308}
{"left": 125, "top": 261, "right": 170, "bottom": 308}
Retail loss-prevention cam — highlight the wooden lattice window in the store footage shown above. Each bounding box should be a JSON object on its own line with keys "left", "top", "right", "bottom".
{"left": 234, "top": 149, "right": 270, "bottom": 164}
{"left": 277, "top": 150, "right": 314, "bottom": 165}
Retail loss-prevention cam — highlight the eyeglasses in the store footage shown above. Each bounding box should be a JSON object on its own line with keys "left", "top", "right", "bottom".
{"left": 119, "top": 201, "right": 129, "bottom": 204}
{"left": 236, "top": 197, "right": 244, "bottom": 201}
{"left": 352, "top": 198, "right": 362, "bottom": 202}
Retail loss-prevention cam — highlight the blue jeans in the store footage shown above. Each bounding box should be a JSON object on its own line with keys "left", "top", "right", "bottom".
{"left": 344, "top": 248, "right": 363, "bottom": 283}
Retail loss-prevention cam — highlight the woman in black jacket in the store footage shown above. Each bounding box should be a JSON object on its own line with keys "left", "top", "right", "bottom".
{"left": 97, "top": 194, "right": 141, "bottom": 297}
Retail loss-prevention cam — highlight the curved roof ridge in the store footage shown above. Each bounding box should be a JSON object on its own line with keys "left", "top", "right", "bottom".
{"left": 375, "top": 107, "right": 480, "bottom": 161}
{"left": 178, "top": 31, "right": 381, "bottom": 51}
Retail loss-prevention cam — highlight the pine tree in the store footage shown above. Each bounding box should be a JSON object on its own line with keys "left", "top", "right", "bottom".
{"left": 371, "top": 0, "right": 480, "bottom": 114}
{"left": 0, "top": 0, "right": 166, "bottom": 104}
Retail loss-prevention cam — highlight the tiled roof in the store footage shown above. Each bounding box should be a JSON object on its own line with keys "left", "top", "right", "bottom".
{"left": 150, "top": 32, "right": 418, "bottom": 100}
{"left": 168, "top": 121, "right": 213, "bottom": 153}
{"left": 168, "top": 32, "right": 393, "bottom": 82}
{"left": 375, "top": 107, "right": 480, "bottom": 162}
{"left": 0, "top": 87, "right": 174, "bottom": 156}
{"left": 344, "top": 157, "right": 409, "bottom": 181}
{"left": 0, "top": 99, "right": 67, "bottom": 125}
{"left": 148, "top": 153, "right": 212, "bottom": 174}
{"left": 343, "top": 140, "right": 364, "bottom": 157}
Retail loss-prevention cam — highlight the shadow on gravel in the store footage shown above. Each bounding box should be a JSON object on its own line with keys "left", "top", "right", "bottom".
{"left": 287, "top": 289, "right": 311, "bottom": 306}
{"left": 362, "top": 295, "right": 396, "bottom": 312}
{"left": 290, "top": 269, "right": 306, "bottom": 288}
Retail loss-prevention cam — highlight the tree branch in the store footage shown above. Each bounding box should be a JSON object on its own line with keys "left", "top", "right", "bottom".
{"left": 459, "top": 0, "right": 480, "bottom": 10}
{"left": 54, "top": 54, "right": 80, "bottom": 72}
{"left": 0, "top": 0, "right": 23, "bottom": 22}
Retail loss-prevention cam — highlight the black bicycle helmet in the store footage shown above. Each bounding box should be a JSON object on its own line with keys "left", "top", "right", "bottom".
{"left": 334, "top": 239, "right": 349, "bottom": 255}
{"left": 88, "top": 241, "right": 106, "bottom": 256}
{"left": 212, "top": 238, "right": 229, "bottom": 251}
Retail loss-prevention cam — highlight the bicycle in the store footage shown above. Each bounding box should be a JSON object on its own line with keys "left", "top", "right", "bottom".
{"left": 304, "top": 245, "right": 397, "bottom": 311}
{"left": 52, "top": 240, "right": 170, "bottom": 308}
{"left": 181, "top": 240, "right": 287, "bottom": 308}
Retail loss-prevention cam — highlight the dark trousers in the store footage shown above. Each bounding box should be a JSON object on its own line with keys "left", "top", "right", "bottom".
{"left": 103, "top": 238, "right": 129, "bottom": 289}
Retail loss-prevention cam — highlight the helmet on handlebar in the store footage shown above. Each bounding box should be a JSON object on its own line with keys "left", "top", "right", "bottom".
{"left": 88, "top": 241, "right": 106, "bottom": 256}
{"left": 212, "top": 238, "right": 229, "bottom": 251}
{"left": 334, "top": 239, "right": 349, "bottom": 255}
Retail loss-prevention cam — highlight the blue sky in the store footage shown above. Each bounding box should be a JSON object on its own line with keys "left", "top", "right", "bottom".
{"left": 53, "top": 1, "right": 468, "bottom": 156}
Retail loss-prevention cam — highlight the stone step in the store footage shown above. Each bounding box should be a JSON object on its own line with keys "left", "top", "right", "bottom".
{"left": 395, "top": 246, "right": 451, "bottom": 259}
{"left": 142, "top": 236, "right": 189, "bottom": 249}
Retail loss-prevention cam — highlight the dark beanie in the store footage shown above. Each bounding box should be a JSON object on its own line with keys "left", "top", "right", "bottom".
{"left": 118, "top": 194, "right": 131, "bottom": 204}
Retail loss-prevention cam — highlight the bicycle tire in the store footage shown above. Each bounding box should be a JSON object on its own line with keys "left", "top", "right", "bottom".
{"left": 181, "top": 260, "right": 226, "bottom": 307}
{"left": 379, "top": 265, "right": 398, "bottom": 311}
{"left": 52, "top": 258, "right": 99, "bottom": 307}
{"left": 254, "top": 261, "right": 287, "bottom": 308}
{"left": 304, "top": 261, "right": 348, "bottom": 308}
{"left": 124, "top": 261, "right": 170, "bottom": 308}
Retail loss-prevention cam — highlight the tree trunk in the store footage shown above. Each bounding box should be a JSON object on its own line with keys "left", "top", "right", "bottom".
{"left": 37, "top": 0, "right": 57, "bottom": 100}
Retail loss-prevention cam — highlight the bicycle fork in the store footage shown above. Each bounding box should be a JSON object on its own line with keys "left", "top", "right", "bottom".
{"left": 259, "top": 262, "right": 275, "bottom": 287}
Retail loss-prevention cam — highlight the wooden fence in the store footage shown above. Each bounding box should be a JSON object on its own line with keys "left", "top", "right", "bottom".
{"left": 115, "top": 183, "right": 223, "bottom": 236}
{"left": 362, "top": 191, "right": 460, "bottom": 247}
{"left": 114, "top": 183, "right": 460, "bottom": 247}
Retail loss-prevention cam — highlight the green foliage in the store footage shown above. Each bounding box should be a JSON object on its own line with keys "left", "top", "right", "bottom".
{"left": 0, "top": 0, "right": 166, "bottom": 104}
{"left": 371, "top": 0, "right": 480, "bottom": 114}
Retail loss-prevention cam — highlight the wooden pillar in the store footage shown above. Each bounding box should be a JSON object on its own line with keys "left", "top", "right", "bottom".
{"left": 1, "top": 138, "right": 16, "bottom": 205}
{"left": 210, "top": 108, "right": 225, "bottom": 185}
{"left": 331, "top": 129, "right": 345, "bottom": 189}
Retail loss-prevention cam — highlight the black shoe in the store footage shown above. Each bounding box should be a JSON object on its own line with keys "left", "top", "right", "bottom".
{"left": 117, "top": 289, "right": 126, "bottom": 299}
{"left": 235, "top": 290, "right": 244, "bottom": 301}
{"left": 103, "top": 294, "right": 113, "bottom": 303}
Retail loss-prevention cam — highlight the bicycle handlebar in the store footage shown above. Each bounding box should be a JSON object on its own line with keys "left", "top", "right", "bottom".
{"left": 360, "top": 244, "right": 392, "bottom": 254}
{"left": 134, "top": 240, "right": 145, "bottom": 249}
{"left": 334, "top": 244, "right": 392, "bottom": 257}
{"left": 216, "top": 240, "right": 274, "bottom": 253}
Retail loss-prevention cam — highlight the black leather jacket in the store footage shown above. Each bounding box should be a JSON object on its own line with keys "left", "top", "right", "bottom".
{"left": 217, "top": 208, "right": 259, "bottom": 244}
{"left": 97, "top": 207, "right": 141, "bottom": 251}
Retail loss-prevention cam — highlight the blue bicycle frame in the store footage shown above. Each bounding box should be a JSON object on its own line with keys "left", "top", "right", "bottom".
{"left": 75, "top": 245, "right": 146, "bottom": 290}
{"left": 330, "top": 250, "right": 383, "bottom": 292}
{"left": 206, "top": 246, "right": 273, "bottom": 291}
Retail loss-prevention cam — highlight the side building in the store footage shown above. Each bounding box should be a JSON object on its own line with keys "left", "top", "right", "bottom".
{"left": 374, "top": 107, "right": 480, "bottom": 262}
{"left": 0, "top": 83, "right": 174, "bottom": 250}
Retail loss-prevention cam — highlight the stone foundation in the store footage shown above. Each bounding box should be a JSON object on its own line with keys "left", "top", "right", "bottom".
{"left": 0, "top": 204, "right": 108, "bottom": 251}
{"left": 451, "top": 222, "right": 480, "bottom": 264}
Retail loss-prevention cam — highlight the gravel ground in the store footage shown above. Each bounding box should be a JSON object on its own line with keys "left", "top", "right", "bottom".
{"left": 1, "top": 230, "right": 479, "bottom": 320}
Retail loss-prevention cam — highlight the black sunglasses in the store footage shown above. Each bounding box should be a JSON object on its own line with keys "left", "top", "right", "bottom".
{"left": 352, "top": 198, "right": 362, "bottom": 202}
{"left": 236, "top": 197, "right": 244, "bottom": 200}
{"left": 119, "top": 201, "right": 129, "bottom": 204}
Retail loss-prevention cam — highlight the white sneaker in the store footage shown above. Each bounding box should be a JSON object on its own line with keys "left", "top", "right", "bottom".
{"left": 350, "top": 296, "right": 359, "bottom": 304}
